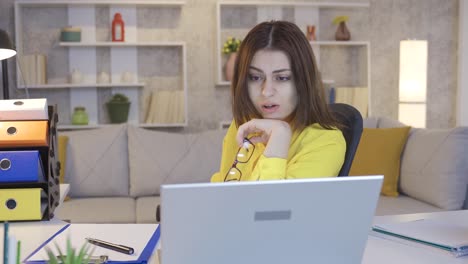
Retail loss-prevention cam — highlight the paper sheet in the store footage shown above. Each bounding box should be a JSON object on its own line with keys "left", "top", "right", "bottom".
{"left": 27, "top": 224, "right": 159, "bottom": 262}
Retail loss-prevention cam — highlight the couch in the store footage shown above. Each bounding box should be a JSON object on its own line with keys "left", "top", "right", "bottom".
{"left": 56, "top": 119, "right": 468, "bottom": 223}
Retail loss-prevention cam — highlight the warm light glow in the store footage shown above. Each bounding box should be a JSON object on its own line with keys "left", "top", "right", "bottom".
{"left": 399, "top": 40, "right": 427, "bottom": 102}
{"left": 0, "top": 48, "right": 16, "bottom": 61}
{"left": 399, "top": 40, "right": 428, "bottom": 128}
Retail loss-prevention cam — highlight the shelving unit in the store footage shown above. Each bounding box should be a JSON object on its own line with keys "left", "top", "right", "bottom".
{"left": 215, "top": 1, "right": 371, "bottom": 116}
{"left": 15, "top": 0, "right": 188, "bottom": 129}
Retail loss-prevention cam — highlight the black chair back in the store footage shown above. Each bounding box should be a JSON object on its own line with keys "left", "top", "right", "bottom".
{"left": 328, "top": 103, "right": 363, "bottom": 176}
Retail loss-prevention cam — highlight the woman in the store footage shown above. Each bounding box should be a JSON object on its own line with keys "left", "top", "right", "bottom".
{"left": 211, "top": 21, "right": 346, "bottom": 182}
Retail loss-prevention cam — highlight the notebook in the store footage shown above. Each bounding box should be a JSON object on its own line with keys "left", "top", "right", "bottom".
{"left": 372, "top": 218, "right": 468, "bottom": 257}
{"left": 160, "top": 175, "right": 383, "bottom": 264}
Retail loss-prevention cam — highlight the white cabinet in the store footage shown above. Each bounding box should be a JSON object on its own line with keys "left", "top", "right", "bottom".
{"left": 15, "top": 0, "right": 188, "bottom": 129}
{"left": 216, "top": 1, "right": 371, "bottom": 120}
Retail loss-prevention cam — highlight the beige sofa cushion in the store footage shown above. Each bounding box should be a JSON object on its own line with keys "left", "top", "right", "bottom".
{"left": 400, "top": 127, "right": 468, "bottom": 210}
{"left": 136, "top": 196, "right": 161, "bottom": 223}
{"left": 57, "top": 197, "right": 136, "bottom": 223}
{"left": 128, "top": 126, "right": 225, "bottom": 197}
{"left": 60, "top": 125, "right": 129, "bottom": 197}
{"left": 375, "top": 195, "right": 443, "bottom": 216}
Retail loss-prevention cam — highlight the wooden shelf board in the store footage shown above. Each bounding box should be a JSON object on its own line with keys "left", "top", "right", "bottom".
{"left": 138, "top": 122, "right": 188, "bottom": 128}
{"left": 59, "top": 41, "right": 186, "bottom": 47}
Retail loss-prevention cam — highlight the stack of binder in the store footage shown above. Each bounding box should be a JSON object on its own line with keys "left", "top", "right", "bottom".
{"left": 0, "top": 99, "right": 60, "bottom": 221}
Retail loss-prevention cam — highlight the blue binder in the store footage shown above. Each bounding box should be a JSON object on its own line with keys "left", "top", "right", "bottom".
{"left": 0, "top": 150, "right": 45, "bottom": 183}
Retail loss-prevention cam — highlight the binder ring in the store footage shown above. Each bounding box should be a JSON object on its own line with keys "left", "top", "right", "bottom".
{"left": 0, "top": 158, "right": 11, "bottom": 170}
{"left": 6, "top": 126, "right": 17, "bottom": 135}
{"left": 5, "top": 199, "right": 17, "bottom": 210}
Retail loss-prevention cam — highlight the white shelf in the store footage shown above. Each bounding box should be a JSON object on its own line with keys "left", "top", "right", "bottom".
{"left": 310, "top": 41, "right": 370, "bottom": 46}
{"left": 58, "top": 122, "right": 188, "bottom": 130}
{"left": 16, "top": 0, "right": 186, "bottom": 7}
{"left": 59, "top": 41, "right": 186, "bottom": 47}
{"left": 218, "top": 2, "right": 369, "bottom": 8}
{"left": 18, "top": 83, "right": 145, "bottom": 89}
{"left": 215, "top": 1, "right": 371, "bottom": 116}
{"left": 216, "top": 79, "right": 336, "bottom": 87}
{"left": 15, "top": 2, "right": 188, "bottom": 130}
{"left": 58, "top": 124, "right": 102, "bottom": 130}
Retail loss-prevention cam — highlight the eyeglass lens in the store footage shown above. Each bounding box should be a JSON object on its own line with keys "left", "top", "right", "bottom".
{"left": 224, "top": 139, "right": 255, "bottom": 181}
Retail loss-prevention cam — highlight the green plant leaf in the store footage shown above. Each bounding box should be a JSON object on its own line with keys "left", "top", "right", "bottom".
{"left": 47, "top": 238, "right": 94, "bottom": 264}
{"left": 222, "top": 37, "right": 242, "bottom": 54}
{"left": 108, "top": 93, "right": 130, "bottom": 103}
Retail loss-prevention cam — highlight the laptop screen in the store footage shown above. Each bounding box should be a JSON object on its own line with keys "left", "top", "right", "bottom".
{"left": 160, "top": 175, "right": 383, "bottom": 264}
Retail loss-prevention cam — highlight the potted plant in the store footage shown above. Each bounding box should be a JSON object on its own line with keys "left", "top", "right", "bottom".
{"left": 333, "top": 15, "right": 351, "bottom": 41}
{"left": 106, "top": 93, "right": 131, "bottom": 123}
{"left": 223, "top": 36, "right": 242, "bottom": 81}
{"left": 46, "top": 240, "right": 95, "bottom": 264}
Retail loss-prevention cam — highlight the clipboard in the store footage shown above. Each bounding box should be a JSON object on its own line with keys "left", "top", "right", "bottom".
{"left": 25, "top": 224, "right": 160, "bottom": 264}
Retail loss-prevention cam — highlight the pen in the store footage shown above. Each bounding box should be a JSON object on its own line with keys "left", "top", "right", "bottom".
{"left": 85, "top": 238, "right": 134, "bottom": 255}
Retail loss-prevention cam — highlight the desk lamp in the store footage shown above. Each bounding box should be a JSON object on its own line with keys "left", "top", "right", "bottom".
{"left": 0, "top": 29, "right": 17, "bottom": 99}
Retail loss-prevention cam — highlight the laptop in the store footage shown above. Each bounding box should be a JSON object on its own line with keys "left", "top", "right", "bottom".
{"left": 160, "top": 175, "right": 383, "bottom": 264}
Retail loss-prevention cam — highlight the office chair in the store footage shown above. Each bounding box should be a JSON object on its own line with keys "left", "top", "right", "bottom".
{"left": 328, "top": 103, "right": 363, "bottom": 176}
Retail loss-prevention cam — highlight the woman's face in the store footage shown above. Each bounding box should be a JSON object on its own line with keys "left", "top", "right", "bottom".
{"left": 247, "top": 49, "right": 298, "bottom": 121}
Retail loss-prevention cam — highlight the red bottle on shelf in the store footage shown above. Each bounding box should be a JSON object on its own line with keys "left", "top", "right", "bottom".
{"left": 112, "top": 13, "right": 125, "bottom": 42}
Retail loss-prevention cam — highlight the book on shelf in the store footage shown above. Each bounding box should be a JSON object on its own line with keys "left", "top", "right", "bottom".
{"left": 18, "top": 54, "right": 47, "bottom": 86}
{"left": 145, "top": 90, "right": 185, "bottom": 124}
{"left": 334, "top": 86, "right": 368, "bottom": 118}
{"left": 372, "top": 218, "right": 468, "bottom": 257}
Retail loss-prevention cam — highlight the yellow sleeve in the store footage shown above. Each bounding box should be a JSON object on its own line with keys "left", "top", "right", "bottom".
{"left": 250, "top": 128, "right": 345, "bottom": 180}
{"left": 211, "top": 121, "right": 238, "bottom": 182}
{"left": 286, "top": 129, "right": 346, "bottom": 179}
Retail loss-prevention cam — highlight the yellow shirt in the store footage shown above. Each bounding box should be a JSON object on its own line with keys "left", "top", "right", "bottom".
{"left": 211, "top": 121, "right": 346, "bottom": 182}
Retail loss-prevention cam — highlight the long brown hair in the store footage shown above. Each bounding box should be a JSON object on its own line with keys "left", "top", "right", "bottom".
{"left": 231, "top": 21, "right": 339, "bottom": 131}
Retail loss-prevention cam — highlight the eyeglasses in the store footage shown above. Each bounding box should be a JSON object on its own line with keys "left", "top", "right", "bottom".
{"left": 224, "top": 138, "right": 255, "bottom": 182}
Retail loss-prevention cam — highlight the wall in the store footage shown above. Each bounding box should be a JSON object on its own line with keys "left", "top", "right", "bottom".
{"left": 0, "top": 0, "right": 459, "bottom": 129}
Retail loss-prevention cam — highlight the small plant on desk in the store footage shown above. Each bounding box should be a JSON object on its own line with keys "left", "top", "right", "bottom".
{"left": 46, "top": 239, "right": 95, "bottom": 264}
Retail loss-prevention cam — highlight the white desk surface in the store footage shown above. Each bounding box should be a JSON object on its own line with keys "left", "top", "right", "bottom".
{"left": 2, "top": 210, "right": 468, "bottom": 264}
{"left": 363, "top": 210, "right": 468, "bottom": 264}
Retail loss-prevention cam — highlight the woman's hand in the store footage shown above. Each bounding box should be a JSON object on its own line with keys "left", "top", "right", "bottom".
{"left": 236, "top": 119, "right": 292, "bottom": 158}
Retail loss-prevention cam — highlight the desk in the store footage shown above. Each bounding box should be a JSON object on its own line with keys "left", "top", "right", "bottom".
{"left": 3, "top": 210, "right": 468, "bottom": 264}
{"left": 363, "top": 210, "right": 468, "bottom": 263}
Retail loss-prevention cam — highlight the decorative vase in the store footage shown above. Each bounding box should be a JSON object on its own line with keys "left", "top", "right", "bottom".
{"left": 107, "top": 101, "right": 131, "bottom": 123}
{"left": 335, "top": 21, "right": 351, "bottom": 41}
{"left": 307, "top": 25, "right": 316, "bottom": 41}
{"left": 224, "top": 52, "right": 238, "bottom": 82}
{"left": 71, "top": 106, "right": 89, "bottom": 125}
{"left": 97, "top": 71, "right": 110, "bottom": 84}
{"left": 70, "top": 69, "right": 83, "bottom": 84}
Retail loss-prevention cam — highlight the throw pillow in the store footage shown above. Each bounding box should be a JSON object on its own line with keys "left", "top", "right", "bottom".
{"left": 60, "top": 124, "right": 129, "bottom": 197}
{"left": 349, "top": 126, "right": 411, "bottom": 197}
{"left": 57, "top": 135, "right": 69, "bottom": 184}
{"left": 128, "top": 126, "right": 225, "bottom": 197}
{"left": 57, "top": 135, "right": 70, "bottom": 200}
{"left": 400, "top": 127, "right": 468, "bottom": 210}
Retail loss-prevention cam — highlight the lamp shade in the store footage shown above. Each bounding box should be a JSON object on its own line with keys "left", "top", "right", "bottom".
{"left": 398, "top": 40, "right": 428, "bottom": 128}
{"left": 399, "top": 40, "right": 428, "bottom": 102}
{"left": 0, "top": 29, "right": 16, "bottom": 61}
